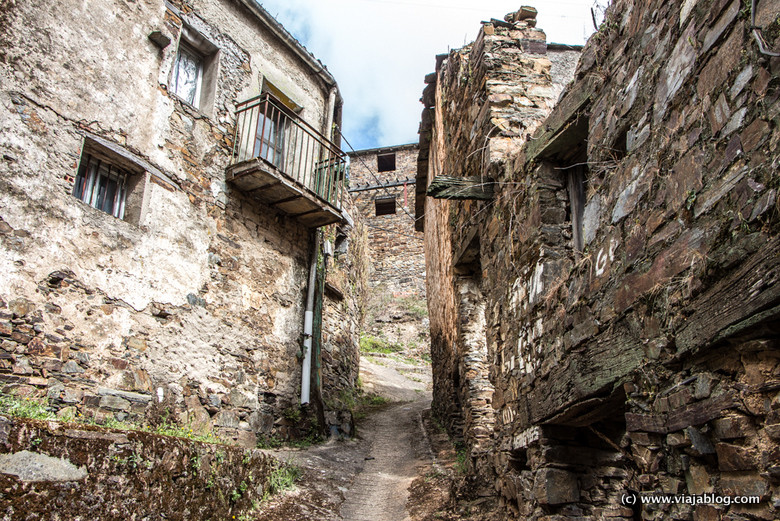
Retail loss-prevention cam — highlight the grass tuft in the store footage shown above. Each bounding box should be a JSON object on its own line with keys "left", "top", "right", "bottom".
{"left": 359, "top": 334, "right": 403, "bottom": 354}
{"left": 0, "top": 393, "right": 223, "bottom": 444}
{"left": 262, "top": 459, "right": 302, "bottom": 501}
{"left": 0, "top": 393, "right": 56, "bottom": 420}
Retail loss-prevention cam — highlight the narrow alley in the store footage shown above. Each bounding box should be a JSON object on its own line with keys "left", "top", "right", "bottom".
{"left": 253, "top": 346, "right": 502, "bottom": 521}
{"left": 253, "top": 349, "right": 434, "bottom": 521}
{"left": 1, "top": 1, "right": 779, "bottom": 520}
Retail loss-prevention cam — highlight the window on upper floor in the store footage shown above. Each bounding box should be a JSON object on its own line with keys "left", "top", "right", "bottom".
{"left": 172, "top": 42, "right": 203, "bottom": 106}
{"left": 375, "top": 196, "right": 396, "bottom": 216}
{"left": 248, "top": 80, "right": 302, "bottom": 170}
{"left": 170, "top": 26, "right": 219, "bottom": 114}
{"left": 377, "top": 152, "right": 396, "bottom": 172}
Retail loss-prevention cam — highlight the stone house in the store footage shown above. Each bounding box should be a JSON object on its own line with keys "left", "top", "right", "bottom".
{"left": 0, "top": 0, "right": 365, "bottom": 446}
{"left": 419, "top": 2, "right": 779, "bottom": 520}
{"left": 348, "top": 144, "right": 428, "bottom": 351}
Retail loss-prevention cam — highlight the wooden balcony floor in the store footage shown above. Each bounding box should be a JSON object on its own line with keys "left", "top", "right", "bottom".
{"left": 226, "top": 157, "right": 344, "bottom": 228}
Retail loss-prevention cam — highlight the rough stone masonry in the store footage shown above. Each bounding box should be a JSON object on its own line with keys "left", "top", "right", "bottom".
{"left": 348, "top": 144, "right": 429, "bottom": 350}
{"left": 0, "top": 0, "right": 366, "bottom": 447}
{"left": 419, "top": 2, "right": 780, "bottom": 520}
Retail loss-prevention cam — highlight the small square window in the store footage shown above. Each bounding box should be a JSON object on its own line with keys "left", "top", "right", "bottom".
{"left": 170, "top": 26, "right": 219, "bottom": 114}
{"left": 71, "top": 136, "right": 151, "bottom": 224}
{"left": 72, "top": 154, "right": 130, "bottom": 219}
{"left": 377, "top": 153, "right": 396, "bottom": 172}
{"left": 375, "top": 196, "right": 396, "bottom": 216}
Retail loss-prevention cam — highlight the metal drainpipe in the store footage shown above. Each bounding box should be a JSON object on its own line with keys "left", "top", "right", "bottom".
{"left": 301, "top": 85, "right": 336, "bottom": 405}
{"left": 323, "top": 86, "right": 337, "bottom": 141}
{"left": 301, "top": 230, "right": 321, "bottom": 404}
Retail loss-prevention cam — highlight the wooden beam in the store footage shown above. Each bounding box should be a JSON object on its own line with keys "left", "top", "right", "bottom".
{"left": 270, "top": 194, "right": 303, "bottom": 206}
{"left": 527, "top": 319, "right": 645, "bottom": 426}
{"left": 427, "top": 175, "right": 494, "bottom": 200}
{"left": 247, "top": 180, "right": 280, "bottom": 193}
{"left": 677, "top": 236, "right": 780, "bottom": 353}
{"left": 525, "top": 74, "right": 603, "bottom": 162}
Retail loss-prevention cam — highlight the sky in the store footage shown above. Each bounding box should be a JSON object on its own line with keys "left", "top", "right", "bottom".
{"left": 259, "top": 0, "right": 607, "bottom": 151}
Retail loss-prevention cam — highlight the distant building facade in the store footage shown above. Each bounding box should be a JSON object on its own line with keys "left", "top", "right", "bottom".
{"left": 348, "top": 144, "right": 428, "bottom": 351}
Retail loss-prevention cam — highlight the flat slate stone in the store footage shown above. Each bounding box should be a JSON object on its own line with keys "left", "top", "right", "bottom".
{"left": 0, "top": 450, "right": 87, "bottom": 482}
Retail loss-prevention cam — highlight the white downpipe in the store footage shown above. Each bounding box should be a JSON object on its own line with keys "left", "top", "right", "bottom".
{"left": 301, "top": 311, "right": 314, "bottom": 404}
{"left": 323, "top": 86, "right": 337, "bottom": 140}
{"left": 301, "top": 232, "right": 321, "bottom": 404}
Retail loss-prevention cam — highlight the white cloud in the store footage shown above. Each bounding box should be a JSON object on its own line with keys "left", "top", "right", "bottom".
{"left": 259, "top": 0, "right": 602, "bottom": 150}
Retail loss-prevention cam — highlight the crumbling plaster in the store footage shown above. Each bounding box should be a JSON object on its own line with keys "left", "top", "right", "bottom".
{"left": 0, "top": 0, "right": 357, "bottom": 444}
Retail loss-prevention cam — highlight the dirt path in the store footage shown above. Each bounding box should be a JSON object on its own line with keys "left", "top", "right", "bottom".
{"left": 339, "top": 351, "right": 433, "bottom": 520}
{"left": 340, "top": 397, "right": 430, "bottom": 521}
{"left": 254, "top": 350, "right": 433, "bottom": 521}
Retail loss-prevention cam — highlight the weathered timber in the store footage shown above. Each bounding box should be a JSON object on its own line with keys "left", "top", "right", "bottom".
{"left": 676, "top": 236, "right": 780, "bottom": 353}
{"left": 528, "top": 321, "right": 645, "bottom": 426}
{"left": 427, "top": 176, "right": 495, "bottom": 200}
{"left": 666, "top": 392, "right": 738, "bottom": 432}
{"left": 626, "top": 412, "right": 669, "bottom": 433}
{"left": 544, "top": 394, "right": 625, "bottom": 427}
{"left": 626, "top": 393, "right": 738, "bottom": 433}
{"left": 713, "top": 304, "right": 780, "bottom": 344}
{"left": 525, "top": 74, "right": 603, "bottom": 162}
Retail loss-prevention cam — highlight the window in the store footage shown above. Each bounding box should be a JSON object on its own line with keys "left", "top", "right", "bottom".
{"left": 71, "top": 135, "right": 156, "bottom": 224}
{"left": 377, "top": 153, "right": 396, "bottom": 172}
{"left": 72, "top": 154, "right": 130, "bottom": 219}
{"left": 170, "top": 26, "right": 219, "bottom": 113}
{"left": 566, "top": 166, "right": 587, "bottom": 251}
{"left": 172, "top": 42, "right": 203, "bottom": 106}
{"left": 375, "top": 196, "right": 396, "bottom": 216}
{"left": 249, "top": 81, "right": 303, "bottom": 170}
{"left": 253, "top": 99, "right": 289, "bottom": 170}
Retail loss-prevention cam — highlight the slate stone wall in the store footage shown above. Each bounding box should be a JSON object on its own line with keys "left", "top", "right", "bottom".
{"left": 349, "top": 145, "right": 425, "bottom": 296}
{"left": 349, "top": 145, "right": 429, "bottom": 351}
{"left": 419, "top": 12, "right": 578, "bottom": 458}
{"left": 0, "top": 415, "right": 273, "bottom": 520}
{"left": 421, "top": 2, "right": 780, "bottom": 519}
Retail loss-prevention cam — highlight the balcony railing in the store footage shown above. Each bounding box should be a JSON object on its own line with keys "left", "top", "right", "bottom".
{"left": 231, "top": 94, "right": 346, "bottom": 209}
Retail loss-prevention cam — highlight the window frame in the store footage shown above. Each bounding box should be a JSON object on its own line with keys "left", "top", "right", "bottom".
{"left": 377, "top": 152, "right": 396, "bottom": 172}
{"left": 171, "top": 41, "right": 204, "bottom": 107}
{"left": 169, "top": 25, "right": 220, "bottom": 115}
{"left": 70, "top": 134, "right": 175, "bottom": 225}
{"left": 375, "top": 196, "right": 397, "bottom": 216}
{"left": 72, "top": 153, "right": 130, "bottom": 219}
{"left": 253, "top": 94, "right": 296, "bottom": 170}
{"left": 566, "top": 165, "right": 587, "bottom": 252}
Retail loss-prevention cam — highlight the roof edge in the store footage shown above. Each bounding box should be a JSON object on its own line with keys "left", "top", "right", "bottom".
{"left": 234, "top": 0, "right": 342, "bottom": 102}
{"left": 348, "top": 143, "right": 419, "bottom": 156}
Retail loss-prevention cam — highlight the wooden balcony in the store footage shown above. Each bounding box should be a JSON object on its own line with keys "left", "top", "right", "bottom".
{"left": 227, "top": 94, "right": 347, "bottom": 228}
